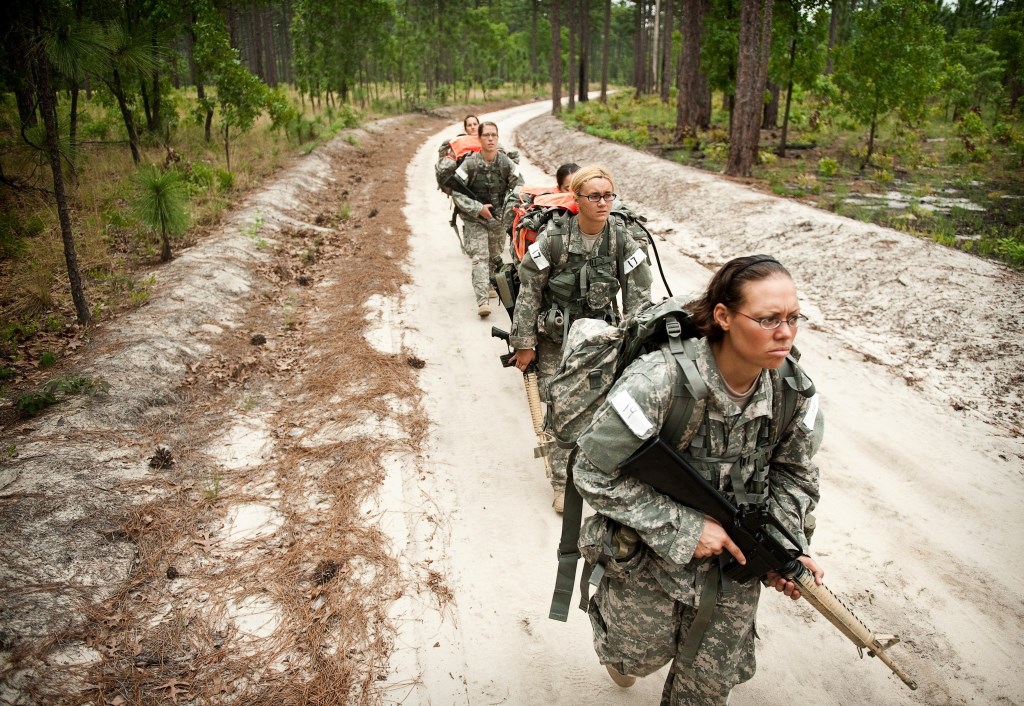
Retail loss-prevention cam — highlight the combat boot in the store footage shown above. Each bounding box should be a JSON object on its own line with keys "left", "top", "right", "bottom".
{"left": 605, "top": 664, "right": 636, "bottom": 688}
{"left": 552, "top": 490, "right": 564, "bottom": 513}
{"left": 477, "top": 303, "right": 491, "bottom": 317}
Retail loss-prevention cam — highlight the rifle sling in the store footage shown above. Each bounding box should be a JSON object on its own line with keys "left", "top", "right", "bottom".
{"left": 550, "top": 448, "right": 586, "bottom": 622}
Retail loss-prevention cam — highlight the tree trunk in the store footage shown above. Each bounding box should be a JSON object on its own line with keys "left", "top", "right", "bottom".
{"left": 726, "top": 0, "right": 773, "bottom": 177}
{"left": 600, "top": 0, "right": 611, "bottom": 102}
{"left": 140, "top": 78, "right": 155, "bottom": 132}
{"left": 763, "top": 80, "right": 779, "bottom": 128}
{"left": 152, "top": 67, "right": 162, "bottom": 138}
{"left": 674, "top": 0, "right": 711, "bottom": 140}
{"left": 660, "top": 0, "right": 673, "bottom": 103}
{"left": 531, "top": 0, "right": 539, "bottom": 88}
{"left": 224, "top": 122, "right": 231, "bottom": 171}
{"left": 35, "top": 43, "right": 91, "bottom": 325}
{"left": 551, "top": 0, "right": 562, "bottom": 114}
{"left": 777, "top": 36, "right": 797, "bottom": 156}
{"left": 110, "top": 69, "right": 142, "bottom": 164}
{"left": 69, "top": 80, "right": 79, "bottom": 151}
{"left": 825, "top": 0, "right": 841, "bottom": 75}
{"left": 863, "top": 114, "right": 876, "bottom": 169}
{"left": 6, "top": 37, "right": 38, "bottom": 128}
{"left": 634, "top": 0, "right": 646, "bottom": 96}
{"left": 579, "top": 0, "right": 589, "bottom": 102}
{"left": 567, "top": 0, "right": 576, "bottom": 110}
{"left": 652, "top": 0, "right": 661, "bottom": 93}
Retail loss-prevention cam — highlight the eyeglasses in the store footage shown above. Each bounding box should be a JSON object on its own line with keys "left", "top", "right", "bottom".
{"left": 580, "top": 192, "right": 617, "bottom": 203}
{"left": 479, "top": 132, "right": 498, "bottom": 138}
{"left": 735, "top": 311, "right": 808, "bottom": 330}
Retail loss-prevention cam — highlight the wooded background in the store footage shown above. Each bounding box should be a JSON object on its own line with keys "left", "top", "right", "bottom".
{"left": 1, "top": 0, "right": 1022, "bottom": 327}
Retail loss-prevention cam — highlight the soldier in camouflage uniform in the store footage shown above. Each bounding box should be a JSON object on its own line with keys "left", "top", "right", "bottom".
{"left": 451, "top": 121, "right": 523, "bottom": 317}
{"left": 509, "top": 165, "right": 653, "bottom": 512}
{"left": 572, "top": 255, "right": 826, "bottom": 703}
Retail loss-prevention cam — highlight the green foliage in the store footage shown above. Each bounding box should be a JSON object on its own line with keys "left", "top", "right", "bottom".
{"left": 939, "top": 30, "right": 1005, "bottom": 118}
{"left": 834, "top": 0, "right": 945, "bottom": 154}
{"left": 818, "top": 157, "right": 840, "bottom": 177}
{"left": 996, "top": 232, "right": 1024, "bottom": 267}
{"left": 134, "top": 166, "right": 189, "bottom": 260}
{"left": 13, "top": 374, "right": 110, "bottom": 418}
{"left": 39, "top": 351, "right": 57, "bottom": 369}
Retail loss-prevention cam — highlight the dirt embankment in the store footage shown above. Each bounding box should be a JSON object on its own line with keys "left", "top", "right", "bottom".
{"left": 0, "top": 110, "right": 464, "bottom": 705}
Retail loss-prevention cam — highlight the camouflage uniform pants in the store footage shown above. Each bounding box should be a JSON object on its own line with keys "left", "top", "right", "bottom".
{"left": 464, "top": 218, "right": 505, "bottom": 306}
{"left": 589, "top": 562, "right": 759, "bottom": 705}
{"left": 536, "top": 361, "right": 568, "bottom": 494}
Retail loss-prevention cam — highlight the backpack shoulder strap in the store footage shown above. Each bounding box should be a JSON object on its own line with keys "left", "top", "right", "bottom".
{"left": 771, "top": 353, "right": 816, "bottom": 446}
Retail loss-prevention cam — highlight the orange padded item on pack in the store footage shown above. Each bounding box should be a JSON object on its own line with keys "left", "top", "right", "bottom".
{"left": 443, "top": 134, "right": 481, "bottom": 162}
{"left": 512, "top": 191, "right": 578, "bottom": 262}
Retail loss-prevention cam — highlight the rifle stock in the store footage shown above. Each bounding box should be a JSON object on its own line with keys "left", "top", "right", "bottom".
{"left": 620, "top": 436, "right": 918, "bottom": 690}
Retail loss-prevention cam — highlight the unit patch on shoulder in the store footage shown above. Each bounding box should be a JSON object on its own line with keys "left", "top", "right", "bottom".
{"left": 528, "top": 242, "right": 550, "bottom": 270}
{"left": 611, "top": 390, "right": 654, "bottom": 438}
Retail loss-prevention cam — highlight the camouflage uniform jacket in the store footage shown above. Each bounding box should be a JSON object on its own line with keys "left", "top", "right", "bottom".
{"left": 451, "top": 151, "right": 522, "bottom": 225}
{"left": 573, "top": 337, "right": 823, "bottom": 606}
{"left": 509, "top": 215, "right": 652, "bottom": 375}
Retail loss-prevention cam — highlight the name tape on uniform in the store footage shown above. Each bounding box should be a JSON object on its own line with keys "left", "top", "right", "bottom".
{"left": 623, "top": 250, "right": 646, "bottom": 275}
{"left": 802, "top": 393, "right": 820, "bottom": 431}
{"left": 611, "top": 390, "right": 654, "bottom": 438}
{"left": 528, "top": 242, "right": 550, "bottom": 270}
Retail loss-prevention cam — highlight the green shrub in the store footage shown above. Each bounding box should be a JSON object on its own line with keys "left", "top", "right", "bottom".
{"left": 817, "top": 157, "right": 839, "bottom": 177}
{"left": 215, "top": 168, "right": 234, "bottom": 192}
{"left": 39, "top": 351, "right": 57, "bottom": 369}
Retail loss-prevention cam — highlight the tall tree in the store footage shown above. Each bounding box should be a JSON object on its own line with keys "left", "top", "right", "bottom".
{"left": 771, "top": 0, "right": 827, "bottom": 155}
{"left": 833, "top": 0, "right": 944, "bottom": 167}
{"left": 726, "top": 0, "right": 774, "bottom": 176}
{"left": 674, "top": 0, "right": 712, "bottom": 139}
{"left": 578, "top": 0, "right": 590, "bottom": 102}
{"left": 600, "top": 0, "right": 612, "bottom": 102}
{"left": 25, "top": 2, "right": 92, "bottom": 325}
{"left": 660, "top": 0, "right": 674, "bottom": 102}
{"left": 567, "top": 0, "right": 576, "bottom": 109}
{"left": 552, "top": 0, "right": 563, "bottom": 114}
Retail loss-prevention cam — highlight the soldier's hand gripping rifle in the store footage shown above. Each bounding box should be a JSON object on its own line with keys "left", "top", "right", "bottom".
{"left": 620, "top": 436, "right": 918, "bottom": 691}
{"left": 492, "top": 327, "right": 553, "bottom": 478}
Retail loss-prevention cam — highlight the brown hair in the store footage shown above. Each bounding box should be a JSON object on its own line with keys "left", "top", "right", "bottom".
{"left": 478, "top": 121, "right": 499, "bottom": 137}
{"left": 688, "top": 255, "right": 792, "bottom": 342}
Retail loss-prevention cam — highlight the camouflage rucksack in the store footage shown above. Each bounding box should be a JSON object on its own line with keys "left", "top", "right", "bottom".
{"left": 547, "top": 295, "right": 815, "bottom": 621}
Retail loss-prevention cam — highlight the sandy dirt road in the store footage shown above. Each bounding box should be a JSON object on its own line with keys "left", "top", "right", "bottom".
{"left": 383, "top": 101, "right": 1024, "bottom": 705}
{"left": 0, "top": 99, "right": 1020, "bottom": 706}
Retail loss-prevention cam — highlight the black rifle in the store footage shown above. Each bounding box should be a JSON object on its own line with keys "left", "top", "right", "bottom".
{"left": 620, "top": 436, "right": 918, "bottom": 690}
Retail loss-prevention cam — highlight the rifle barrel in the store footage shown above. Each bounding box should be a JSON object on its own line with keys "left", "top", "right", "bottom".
{"left": 788, "top": 564, "right": 918, "bottom": 690}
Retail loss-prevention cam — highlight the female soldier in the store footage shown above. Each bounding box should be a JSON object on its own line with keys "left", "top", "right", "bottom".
{"left": 462, "top": 114, "right": 480, "bottom": 136}
{"left": 556, "top": 162, "right": 579, "bottom": 192}
{"left": 509, "top": 165, "right": 652, "bottom": 511}
{"left": 572, "top": 255, "right": 825, "bottom": 703}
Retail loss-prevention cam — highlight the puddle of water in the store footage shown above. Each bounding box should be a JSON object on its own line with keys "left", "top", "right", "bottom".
{"left": 842, "top": 190, "right": 985, "bottom": 213}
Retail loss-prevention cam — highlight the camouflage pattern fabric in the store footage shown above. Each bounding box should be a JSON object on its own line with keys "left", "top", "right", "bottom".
{"left": 509, "top": 214, "right": 652, "bottom": 374}
{"left": 573, "top": 337, "right": 823, "bottom": 703}
{"left": 510, "top": 214, "right": 652, "bottom": 492}
{"left": 463, "top": 219, "right": 506, "bottom": 305}
{"left": 451, "top": 151, "right": 523, "bottom": 306}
